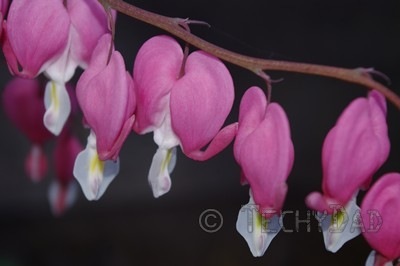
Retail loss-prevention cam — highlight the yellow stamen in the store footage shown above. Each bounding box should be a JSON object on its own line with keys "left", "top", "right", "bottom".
{"left": 90, "top": 152, "right": 105, "bottom": 174}
{"left": 331, "top": 209, "right": 346, "bottom": 228}
{"left": 255, "top": 211, "right": 268, "bottom": 231}
{"left": 50, "top": 82, "right": 59, "bottom": 110}
{"left": 160, "top": 148, "right": 173, "bottom": 173}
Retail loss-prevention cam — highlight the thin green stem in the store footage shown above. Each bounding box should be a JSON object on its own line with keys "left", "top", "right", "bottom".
{"left": 103, "top": 0, "right": 400, "bottom": 109}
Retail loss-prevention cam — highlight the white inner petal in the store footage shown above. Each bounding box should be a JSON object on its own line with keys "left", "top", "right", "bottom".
{"left": 73, "top": 131, "right": 119, "bottom": 201}
{"left": 320, "top": 194, "right": 362, "bottom": 253}
{"left": 148, "top": 147, "right": 177, "bottom": 198}
{"left": 153, "top": 112, "right": 180, "bottom": 149}
{"left": 236, "top": 190, "right": 281, "bottom": 257}
{"left": 43, "top": 81, "right": 71, "bottom": 136}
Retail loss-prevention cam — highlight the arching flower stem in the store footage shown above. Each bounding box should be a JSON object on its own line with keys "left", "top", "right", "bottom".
{"left": 102, "top": 0, "right": 400, "bottom": 109}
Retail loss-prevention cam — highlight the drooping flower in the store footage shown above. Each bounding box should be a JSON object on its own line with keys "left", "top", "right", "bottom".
{"left": 362, "top": 173, "right": 400, "bottom": 266}
{"left": 133, "top": 35, "right": 237, "bottom": 198}
{"left": 2, "top": 77, "right": 53, "bottom": 182}
{"left": 76, "top": 33, "right": 135, "bottom": 161}
{"left": 74, "top": 33, "right": 135, "bottom": 200}
{"left": 233, "top": 86, "right": 294, "bottom": 257}
{"left": 3, "top": 0, "right": 113, "bottom": 135}
{"left": 306, "top": 90, "right": 390, "bottom": 253}
{"left": 2, "top": 0, "right": 70, "bottom": 78}
{"left": 49, "top": 129, "right": 82, "bottom": 216}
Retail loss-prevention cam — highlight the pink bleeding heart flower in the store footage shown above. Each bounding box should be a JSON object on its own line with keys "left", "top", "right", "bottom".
{"left": 233, "top": 86, "right": 294, "bottom": 257}
{"left": 49, "top": 129, "right": 82, "bottom": 216}
{"left": 133, "top": 35, "right": 237, "bottom": 198}
{"left": 2, "top": 77, "right": 53, "bottom": 182}
{"left": 74, "top": 33, "right": 135, "bottom": 201}
{"left": 234, "top": 86, "right": 294, "bottom": 216}
{"left": 3, "top": 0, "right": 114, "bottom": 136}
{"left": 2, "top": 0, "right": 70, "bottom": 78}
{"left": 77, "top": 33, "right": 135, "bottom": 161}
{"left": 362, "top": 173, "right": 400, "bottom": 266}
{"left": 44, "top": 0, "right": 115, "bottom": 136}
{"left": 305, "top": 90, "right": 390, "bottom": 253}
{"left": 3, "top": 0, "right": 112, "bottom": 79}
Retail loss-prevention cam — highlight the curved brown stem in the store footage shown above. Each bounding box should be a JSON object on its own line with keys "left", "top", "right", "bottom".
{"left": 103, "top": 0, "right": 400, "bottom": 109}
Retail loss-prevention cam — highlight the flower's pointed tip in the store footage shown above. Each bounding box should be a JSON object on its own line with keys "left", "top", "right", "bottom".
{"left": 43, "top": 81, "right": 71, "bottom": 136}
{"left": 48, "top": 180, "right": 78, "bottom": 217}
{"left": 321, "top": 197, "right": 361, "bottom": 253}
{"left": 323, "top": 226, "right": 362, "bottom": 253}
{"left": 148, "top": 147, "right": 177, "bottom": 198}
{"left": 236, "top": 193, "right": 281, "bottom": 257}
{"left": 151, "top": 176, "right": 171, "bottom": 198}
{"left": 24, "top": 145, "right": 48, "bottom": 182}
{"left": 73, "top": 134, "right": 119, "bottom": 201}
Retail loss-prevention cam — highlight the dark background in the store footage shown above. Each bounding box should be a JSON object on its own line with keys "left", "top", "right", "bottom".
{"left": 1, "top": 0, "right": 400, "bottom": 265}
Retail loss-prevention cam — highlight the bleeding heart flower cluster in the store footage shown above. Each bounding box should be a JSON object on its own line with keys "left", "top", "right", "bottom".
{"left": 2, "top": 77, "right": 82, "bottom": 216}
{"left": 1, "top": 0, "right": 399, "bottom": 264}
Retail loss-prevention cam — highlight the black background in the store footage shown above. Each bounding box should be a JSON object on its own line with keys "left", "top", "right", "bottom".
{"left": 1, "top": 0, "right": 400, "bottom": 265}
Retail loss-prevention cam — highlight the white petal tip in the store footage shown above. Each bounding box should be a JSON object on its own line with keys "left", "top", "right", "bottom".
{"left": 148, "top": 147, "right": 176, "bottom": 198}
{"left": 73, "top": 133, "right": 119, "bottom": 201}
{"left": 43, "top": 81, "right": 71, "bottom": 136}
{"left": 236, "top": 193, "right": 281, "bottom": 257}
{"left": 321, "top": 197, "right": 362, "bottom": 253}
{"left": 151, "top": 177, "right": 171, "bottom": 198}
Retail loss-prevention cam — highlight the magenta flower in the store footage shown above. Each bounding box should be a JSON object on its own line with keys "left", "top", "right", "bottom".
{"left": 76, "top": 33, "right": 135, "bottom": 161}
{"left": 74, "top": 33, "right": 135, "bottom": 200}
{"left": 306, "top": 90, "right": 390, "bottom": 252}
{"left": 3, "top": 0, "right": 70, "bottom": 78}
{"left": 2, "top": 77, "right": 53, "bottom": 182}
{"left": 49, "top": 130, "right": 82, "bottom": 216}
{"left": 234, "top": 86, "right": 294, "bottom": 257}
{"left": 3, "top": 0, "right": 111, "bottom": 79}
{"left": 362, "top": 173, "right": 400, "bottom": 265}
{"left": 133, "top": 35, "right": 237, "bottom": 197}
{"left": 3, "top": 0, "right": 113, "bottom": 135}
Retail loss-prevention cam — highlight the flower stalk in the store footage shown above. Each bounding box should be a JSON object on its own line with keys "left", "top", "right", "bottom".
{"left": 102, "top": 0, "right": 400, "bottom": 109}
